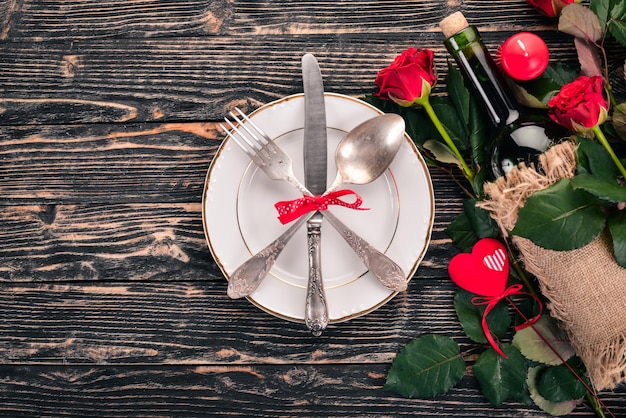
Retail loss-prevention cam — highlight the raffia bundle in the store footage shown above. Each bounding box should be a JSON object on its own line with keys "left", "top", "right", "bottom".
{"left": 478, "top": 140, "right": 626, "bottom": 391}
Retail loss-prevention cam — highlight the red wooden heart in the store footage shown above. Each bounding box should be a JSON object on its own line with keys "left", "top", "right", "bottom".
{"left": 448, "top": 238, "right": 509, "bottom": 297}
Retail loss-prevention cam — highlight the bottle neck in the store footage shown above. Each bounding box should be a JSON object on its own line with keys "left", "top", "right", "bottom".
{"left": 444, "top": 26, "right": 520, "bottom": 129}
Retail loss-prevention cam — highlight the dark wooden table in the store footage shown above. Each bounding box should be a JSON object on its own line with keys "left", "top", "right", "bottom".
{"left": 1, "top": 1, "right": 624, "bottom": 416}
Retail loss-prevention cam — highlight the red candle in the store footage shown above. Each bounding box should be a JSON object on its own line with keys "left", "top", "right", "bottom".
{"left": 498, "top": 32, "right": 549, "bottom": 81}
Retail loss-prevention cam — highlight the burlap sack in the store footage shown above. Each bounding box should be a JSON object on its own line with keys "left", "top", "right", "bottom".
{"left": 478, "top": 141, "right": 626, "bottom": 391}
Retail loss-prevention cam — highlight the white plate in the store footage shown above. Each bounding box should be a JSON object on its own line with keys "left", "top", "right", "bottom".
{"left": 203, "top": 93, "right": 434, "bottom": 323}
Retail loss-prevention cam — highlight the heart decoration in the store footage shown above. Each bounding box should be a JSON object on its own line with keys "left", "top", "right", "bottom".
{"left": 448, "top": 238, "right": 542, "bottom": 358}
{"left": 448, "top": 238, "right": 509, "bottom": 297}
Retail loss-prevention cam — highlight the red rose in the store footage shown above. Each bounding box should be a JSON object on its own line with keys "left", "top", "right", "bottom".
{"left": 547, "top": 75, "right": 608, "bottom": 132}
{"left": 527, "top": 0, "right": 579, "bottom": 18}
{"left": 375, "top": 48, "right": 437, "bottom": 107}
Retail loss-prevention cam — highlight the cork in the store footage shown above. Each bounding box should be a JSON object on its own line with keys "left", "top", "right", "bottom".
{"left": 439, "top": 12, "right": 469, "bottom": 38}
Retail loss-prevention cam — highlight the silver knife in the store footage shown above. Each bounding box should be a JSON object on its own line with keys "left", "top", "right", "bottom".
{"left": 302, "top": 53, "right": 329, "bottom": 336}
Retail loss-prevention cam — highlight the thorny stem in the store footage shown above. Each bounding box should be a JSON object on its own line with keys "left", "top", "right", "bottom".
{"left": 506, "top": 300, "right": 615, "bottom": 418}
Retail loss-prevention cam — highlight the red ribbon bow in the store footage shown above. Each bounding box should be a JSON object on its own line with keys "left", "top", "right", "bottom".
{"left": 471, "top": 283, "right": 543, "bottom": 358}
{"left": 274, "top": 189, "right": 369, "bottom": 224}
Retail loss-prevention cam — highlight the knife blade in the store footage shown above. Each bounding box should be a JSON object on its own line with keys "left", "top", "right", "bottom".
{"left": 302, "top": 53, "right": 329, "bottom": 336}
{"left": 302, "top": 54, "right": 328, "bottom": 196}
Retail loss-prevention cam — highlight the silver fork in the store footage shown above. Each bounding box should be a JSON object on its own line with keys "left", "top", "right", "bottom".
{"left": 220, "top": 108, "right": 407, "bottom": 299}
{"left": 222, "top": 108, "right": 310, "bottom": 196}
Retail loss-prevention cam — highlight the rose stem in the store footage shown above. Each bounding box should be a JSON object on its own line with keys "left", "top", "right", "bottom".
{"left": 420, "top": 99, "right": 475, "bottom": 183}
{"left": 592, "top": 125, "right": 626, "bottom": 180}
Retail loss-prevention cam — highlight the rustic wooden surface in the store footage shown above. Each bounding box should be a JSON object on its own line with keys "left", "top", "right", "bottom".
{"left": 0, "top": 1, "right": 624, "bottom": 416}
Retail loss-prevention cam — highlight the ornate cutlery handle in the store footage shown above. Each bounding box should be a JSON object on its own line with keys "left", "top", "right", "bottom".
{"left": 227, "top": 206, "right": 407, "bottom": 299}
{"left": 323, "top": 211, "right": 407, "bottom": 291}
{"left": 305, "top": 213, "right": 328, "bottom": 336}
{"left": 227, "top": 214, "right": 310, "bottom": 299}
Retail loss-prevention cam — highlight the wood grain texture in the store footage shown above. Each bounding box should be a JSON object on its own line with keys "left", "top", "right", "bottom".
{"left": 1, "top": 0, "right": 556, "bottom": 41}
{"left": 0, "top": 281, "right": 619, "bottom": 417}
{"left": 1, "top": 364, "right": 622, "bottom": 417}
{"left": 0, "top": 0, "right": 234, "bottom": 40}
{"left": 0, "top": 203, "right": 217, "bottom": 281}
{"left": 0, "top": 279, "right": 462, "bottom": 364}
{"left": 0, "top": 32, "right": 579, "bottom": 125}
{"left": 0, "top": 122, "right": 219, "bottom": 204}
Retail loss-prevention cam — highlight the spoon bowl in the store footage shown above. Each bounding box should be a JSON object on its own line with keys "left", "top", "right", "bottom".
{"left": 326, "top": 113, "right": 405, "bottom": 193}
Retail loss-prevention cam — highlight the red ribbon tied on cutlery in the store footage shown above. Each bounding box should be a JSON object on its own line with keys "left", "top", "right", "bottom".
{"left": 448, "top": 238, "right": 543, "bottom": 358}
{"left": 274, "top": 189, "right": 369, "bottom": 224}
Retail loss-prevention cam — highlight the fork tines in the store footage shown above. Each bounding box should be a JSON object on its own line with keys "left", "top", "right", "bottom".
{"left": 219, "top": 108, "right": 271, "bottom": 157}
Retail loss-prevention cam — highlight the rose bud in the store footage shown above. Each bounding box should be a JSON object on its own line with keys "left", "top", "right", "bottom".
{"left": 375, "top": 48, "right": 437, "bottom": 107}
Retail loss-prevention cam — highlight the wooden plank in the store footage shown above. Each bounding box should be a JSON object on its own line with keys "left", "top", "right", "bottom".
{"left": 0, "top": 279, "right": 465, "bottom": 364}
{"left": 0, "top": 203, "right": 220, "bottom": 281}
{"left": 0, "top": 0, "right": 231, "bottom": 40}
{"left": 0, "top": 364, "right": 621, "bottom": 417}
{"left": 230, "top": 0, "right": 557, "bottom": 36}
{"left": 0, "top": 122, "right": 219, "bottom": 204}
{"left": 0, "top": 32, "right": 579, "bottom": 125}
{"left": 0, "top": 0, "right": 556, "bottom": 41}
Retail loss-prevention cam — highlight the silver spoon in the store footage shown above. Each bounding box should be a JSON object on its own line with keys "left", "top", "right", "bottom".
{"left": 227, "top": 114, "right": 408, "bottom": 299}
{"left": 325, "top": 113, "right": 406, "bottom": 194}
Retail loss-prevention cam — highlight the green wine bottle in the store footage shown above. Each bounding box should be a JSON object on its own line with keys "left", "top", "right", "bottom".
{"left": 440, "top": 12, "right": 554, "bottom": 178}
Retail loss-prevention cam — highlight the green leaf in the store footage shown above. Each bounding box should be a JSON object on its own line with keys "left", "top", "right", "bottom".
{"left": 462, "top": 199, "right": 500, "bottom": 240}
{"left": 423, "top": 139, "right": 462, "bottom": 166}
{"left": 384, "top": 334, "right": 466, "bottom": 398}
{"left": 511, "top": 178, "right": 606, "bottom": 251}
{"left": 467, "top": 88, "right": 489, "bottom": 166}
{"left": 446, "top": 210, "right": 480, "bottom": 253}
{"left": 536, "top": 359, "right": 587, "bottom": 403}
{"left": 405, "top": 107, "right": 437, "bottom": 149}
{"left": 473, "top": 345, "right": 528, "bottom": 406}
{"left": 445, "top": 200, "right": 499, "bottom": 252}
{"left": 540, "top": 62, "right": 580, "bottom": 91}
{"left": 527, "top": 367, "right": 580, "bottom": 416}
{"left": 571, "top": 173, "right": 626, "bottom": 203}
{"left": 472, "top": 167, "right": 486, "bottom": 198}
{"left": 611, "top": 102, "right": 626, "bottom": 141}
{"left": 576, "top": 137, "right": 620, "bottom": 180}
{"left": 512, "top": 315, "right": 576, "bottom": 366}
{"left": 559, "top": 3, "right": 602, "bottom": 42}
{"left": 431, "top": 96, "right": 469, "bottom": 151}
{"left": 608, "top": 210, "right": 626, "bottom": 268}
{"left": 508, "top": 81, "right": 551, "bottom": 109}
{"left": 403, "top": 111, "right": 428, "bottom": 146}
{"left": 445, "top": 62, "right": 489, "bottom": 169}
{"left": 445, "top": 63, "right": 470, "bottom": 124}
{"left": 515, "top": 63, "right": 578, "bottom": 106}
{"left": 608, "top": 0, "right": 626, "bottom": 47}
{"left": 361, "top": 95, "right": 437, "bottom": 150}
{"left": 454, "top": 288, "right": 511, "bottom": 343}
{"left": 591, "top": 0, "right": 609, "bottom": 31}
